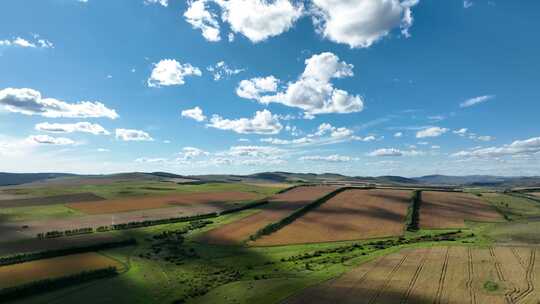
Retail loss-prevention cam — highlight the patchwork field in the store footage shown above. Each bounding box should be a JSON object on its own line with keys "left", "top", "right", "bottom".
{"left": 199, "top": 186, "right": 339, "bottom": 245}
{"left": 253, "top": 189, "right": 412, "bottom": 246}
{"left": 0, "top": 193, "right": 104, "bottom": 208}
{"left": 0, "top": 252, "right": 121, "bottom": 289}
{"left": 420, "top": 191, "right": 503, "bottom": 228}
{"left": 285, "top": 246, "right": 539, "bottom": 304}
{"left": 66, "top": 191, "right": 259, "bottom": 214}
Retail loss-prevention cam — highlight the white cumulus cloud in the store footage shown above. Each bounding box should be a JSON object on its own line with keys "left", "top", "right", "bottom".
{"left": 184, "top": 0, "right": 221, "bottom": 42}
{"left": 27, "top": 135, "right": 75, "bottom": 145}
{"left": 35, "top": 122, "right": 110, "bottom": 135}
{"left": 416, "top": 126, "right": 448, "bottom": 138}
{"left": 452, "top": 136, "right": 540, "bottom": 158}
{"left": 207, "top": 109, "right": 282, "bottom": 134}
{"left": 115, "top": 129, "right": 154, "bottom": 141}
{"left": 144, "top": 0, "right": 168, "bottom": 6}
{"left": 216, "top": 0, "right": 303, "bottom": 43}
{"left": 147, "top": 59, "right": 202, "bottom": 87}
{"left": 300, "top": 154, "right": 356, "bottom": 162}
{"left": 0, "top": 88, "right": 118, "bottom": 119}
{"left": 0, "top": 36, "right": 54, "bottom": 49}
{"left": 236, "top": 76, "right": 278, "bottom": 99}
{"left": 181, "top": 106, "right": 207, "bottom": 122}
{"left": 311, "top": 0, "right": 419, "bottom": 48}
{"left": 242, "top": 52, "right": 363, "bottom": 116}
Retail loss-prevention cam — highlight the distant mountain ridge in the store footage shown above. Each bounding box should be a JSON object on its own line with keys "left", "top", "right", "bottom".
{"left": 0, "top": 171, "right": 539, "bottom": 188}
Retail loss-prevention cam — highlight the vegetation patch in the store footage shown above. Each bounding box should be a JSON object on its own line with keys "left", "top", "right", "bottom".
{"left": 405, "top": 190, "right": 422, "bottom": 231}
{"left": 483, "top": 280, "right": 499, "bottom": 292}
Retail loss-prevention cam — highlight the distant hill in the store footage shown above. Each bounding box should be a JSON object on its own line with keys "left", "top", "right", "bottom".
{"left": 1, "top": 171, "right": 539, "bottom": 188}
{"left": 0, "top": 173, "right": 75, "bottom": 186}
{"left": 413, "top": 175, "right": 540, "bottom": 187}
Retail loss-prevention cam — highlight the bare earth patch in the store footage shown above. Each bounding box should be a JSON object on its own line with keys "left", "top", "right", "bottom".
{"left": 420, "top": 191, "right": 503, "bottom": 229}
{"left": 199, "top": 186, "right": 339, "bottom": 245}
{"left": 253, "top": 189, "right": 412, "bottom": 246}
{"left": 285, "top": 246, "right": 539, "bottom": 304}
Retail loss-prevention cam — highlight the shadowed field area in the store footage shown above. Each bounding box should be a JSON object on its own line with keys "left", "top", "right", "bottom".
{"left": 253, "top": 189, "right": 412, "bottom": 246}
{"left": 284, "top": 246, "right": 540, "bottom": 304}
{"left": 0, "top": 252, "right": 122, "bottom": 289}
{"left": 420, "top": 191, "right": 503, "bottom": 228}
{"left": 198, "top": 186, "right": 339, "bottom": 245}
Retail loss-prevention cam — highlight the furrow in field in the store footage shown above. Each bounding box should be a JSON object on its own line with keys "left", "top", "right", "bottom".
{"left": 513, "top": 249, "right": 536, "bottom": 303}
{"left": 434, "top": 247, "right": 450, "bottom": 304}
{"left": 439, "top": 247, "right": 470, "bottom": 304}
{"left": 400, "top": 249, "right": 430, "bottom": 304}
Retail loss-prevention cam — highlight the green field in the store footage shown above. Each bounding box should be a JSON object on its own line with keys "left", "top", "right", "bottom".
{"left": 481, "top": 192, "right": 540, "bottom": 220}
{"left": 0, "top": 204, "right": 84, "bottom": 222}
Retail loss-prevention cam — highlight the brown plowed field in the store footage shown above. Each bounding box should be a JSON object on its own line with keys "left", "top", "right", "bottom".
{"left": 0, "top": 252, "right": 121, "bottom": 289}
{"left": 252, "top": 189, "right": 411, "bottom": 246}
{"left": 0, "top": 234, "right": 130, "bottom": 256}
{"left": 285, "top": 246, "right": 538, "bottom": 304}
{"left": 0, "top": 193, "right": 105, "bottom": 208}
{"left": 198, "top": 186, "right": 339, "bottom": 245}
{"left": 66, "top": 191, "right": 258, "bottom": 214}
{"left": 419, "top": 191, "right": 503, "bottom": 228}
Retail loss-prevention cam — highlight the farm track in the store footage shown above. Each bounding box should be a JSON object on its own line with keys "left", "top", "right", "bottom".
{"left": 434, "top": 247, "right": 450, "bottom": 304}
{"left": 489, "top": 248, "right": 516, "bottom": 304}
{"left": 466, "top": 247, "right": 477, "bottom": 304}
{"left": 367, "top": 254, "right": 409, "bottom": 304}
{"left": 400, "top": 249, "right": 429, "bottom": 304}
{"left": 512, "top": 249, "right": 536, "bottom": 303}
{"left": 490, "top": 247, "right": 506, "bottom": 281}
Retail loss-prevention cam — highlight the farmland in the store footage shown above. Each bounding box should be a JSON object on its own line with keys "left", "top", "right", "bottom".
{"left": 1, "top": 176, "right": 540, "bottom": 304}
{"left": 419, "top": 191, "right": 503, "bottom": 228}
{"left": 0, "top": 252, "right": 122, "bottom": 289}
{"left": 253, "top": 189, "right": 412, "bottom": 246}
{"left": 198, "top": 186, "right": 338, "bottom": 245}
{"left": 284, "top": 246, "right": 539, "bottom": 304}
{"left": 66, "top": 191, "right": 259, "bottom": 214}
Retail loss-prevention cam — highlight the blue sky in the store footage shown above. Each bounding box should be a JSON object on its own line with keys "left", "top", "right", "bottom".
{"left": 1, "top": 0, "right": 539, "bottom": 177}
